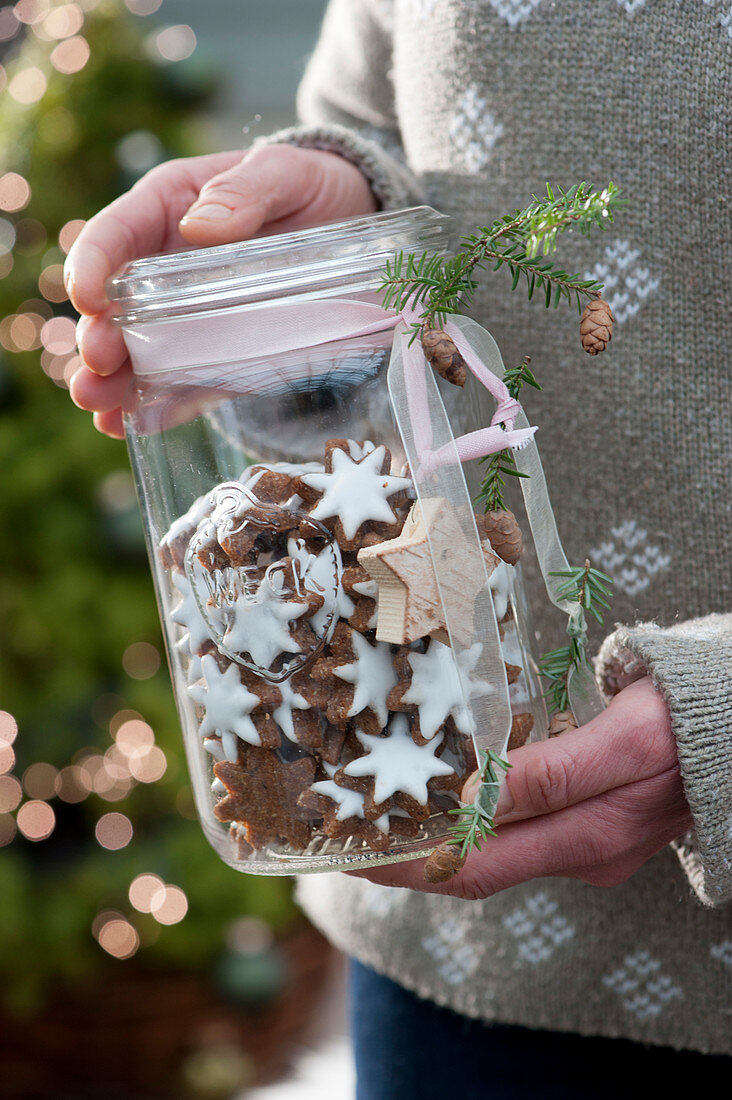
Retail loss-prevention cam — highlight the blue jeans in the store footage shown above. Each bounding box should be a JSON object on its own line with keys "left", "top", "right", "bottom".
{"left": 349, "top": 960, "right": 730, "bottom": 1099}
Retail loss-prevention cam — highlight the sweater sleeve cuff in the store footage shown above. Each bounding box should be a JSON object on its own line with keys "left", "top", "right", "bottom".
{"left": 596, "top": 614, "right": 732, "bottom": 908}
{"left": 252, "top": 122, "right": 426, "bottom": 212}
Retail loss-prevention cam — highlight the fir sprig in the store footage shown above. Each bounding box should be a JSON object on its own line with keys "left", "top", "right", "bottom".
{"left": 475, "top": 356, "right": 539, "bottom": 512}
{"left": 379, "top": 182, "right": 623, "bottom": 334}
{"left": 447, "top": 748, "right": 511, "bottom": 857}
{"left": 539, "top": 561, "right": 614, "bottom": 713}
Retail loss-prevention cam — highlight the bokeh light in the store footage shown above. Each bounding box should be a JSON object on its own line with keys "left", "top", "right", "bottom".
{"left": 0, "top": 814, "right": 17, "bottom": 847}
{"left": 10, "top": 313, "right": 40, "bottom": 350}
{"left": 43, "top": 3, "right": 84, "bottom": 39}
{"left": 58, "top": 217, "right": 85, "bottom": 253}
{"left": 8, "top": 65, "right": 47, "bottom": 104}
{"left": 40, "top": 315, "right": 76, "bottom": 354}
{"left": 0, "top": 776, "right": 23, "bottom": 813}
{"left": 22, "top": 762, "right": 58, "bottom": 800}
{"left": 41, "top": 349, "right": 78, "bottom": 386}
{"left": 122, "top": 641, "right": 161, "bottom": 680}
{"left": 150, "top": 884, "right": 188, "bottom": 925}
{"left": 95, "top": 811, "right": 133, "bottom": 850}
{"left": 0, "top": 712, "right": 18, "bottom": 746}
{"left": 115, "top": 129, "right": 163, "bottom": 175}
{"left": 109, "top": 709, "right": 142, "bottom": 736}
{"left": 0, "top": 8, "right": 19, "bottom": 41}
{"left": 95, "top": 914, "right": 139, "bottom": 959}
{"left": 14, "top": 0, "right": 50, "bottom": 25}
{"left": 115, "top": 718, "right": 154, "bottom": 755}
{"left": 148, "top": 24, "right": 196, "bottom": 62}
{"left": 125, "top": 0, "right": 162, "bottom": 14}
{"left": 17, "top": 800, "right": 56, "bottom": 841}
{"left": 0, "top": 172, "right": 31, "bottom": 212}
{"left": 97, "top": 745, "right": 133, "bottom": 802}
{"left": 226, "top": 915, "right": 274, "bottom": 955}
{"left": 128, "top": 872, "right": 164, "bottom": 913}
{"left": 43, "top": 350, "right": 81, "bottom": 389}
{"left": 0, "top": 218, "right": 16, "bottom": 253}
{"left": 50, "top": 34, "right": 89, "bottom": 74}
{"left": 39, "top": 263, "right": 67, "bottom": 302}
{"left": 128, "top": 745, "right": 166, "bottom": 784}
{"left": 97, "top": 470, "right": 137, "bottom": 516}
{"left": 55, "top": 764, "right": 88, "bottom": 804}
{"left": 0, "top": 744, "right": 15, "bottom": 774}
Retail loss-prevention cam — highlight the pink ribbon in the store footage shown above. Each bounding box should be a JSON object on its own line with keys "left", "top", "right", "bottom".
{"left": 397, "top": 306, "right": 537, "bottom": 477}
{"left": 124, "top": 295, "right": 537, "bottom": 472}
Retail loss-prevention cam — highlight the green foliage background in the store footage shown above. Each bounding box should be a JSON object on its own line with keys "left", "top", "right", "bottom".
{"left": 0, "top": 1, "right": 295, "bottom": 1017}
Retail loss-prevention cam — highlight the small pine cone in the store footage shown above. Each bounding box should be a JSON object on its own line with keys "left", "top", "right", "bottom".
{"left": 476, "top": 509, "right": 523, "bottom": 565}
{"left": 508, "top": 711, "right": 534, "bottom": 751}
{"left": 580, "top": 297, "right": 614, "bottom": 355}
{"left": 548, "top": 709, "right": 578, "bottom": 737}
{"left": 424, "top": 843, "right": 467, "bottom": 883}
{"left": 421, "top": 328, "right": 468, "bottom": 387}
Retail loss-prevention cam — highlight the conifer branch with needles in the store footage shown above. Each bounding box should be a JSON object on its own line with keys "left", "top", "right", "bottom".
{"left": 475, "top": 356, "right": 539, "bottom": 513}
{"left": 447, "top": 748, "right": 511, "bottom": 858}
{"left": 539, "top": 561, "right": 614, "bottom": 713}
{"left": 379, "top": 181, "right": 623, "bottom": 336}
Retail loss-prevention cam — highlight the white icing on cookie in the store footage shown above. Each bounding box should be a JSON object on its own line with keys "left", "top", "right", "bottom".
{"left": 343, "top": 715, "right": 455, "bottom": 805}
{"left": 301, "top": 446, "right": 412, "bottom": 540}
{"left": 273, "top": 674, "right": 312, "bottom": 743}
{"left": 311, "top": 762, "right": 368, "bottom": 821}
{"left": 333, "top": 631, "right": 397, "bottom": 728}
{"left": 346, "top": 440, "right": 376, "bottom": 460}
{"left": 352, "top": 578, "right": 379, "bottom": 599}
{"left": 222, "top": 568, "right": 308, "bottom": 668}
{"left": 171, "top": 570, "right": 212, "bottom": 655}
{"left": 203, "top": 736, "right": 225, "bottom": 761}
{"left": 161, "top": 492, "right": 211, "bottom": 549}
{"left": 187, "top": 653, "right": 203, "bottom": 684}
{"left": 188, "top": 653, "right": 262, "bottom": 748}
{"left": 351, "top": 577, "right": 379, "bottom": 629}
{"left": 401, "top": 640, "right": 494, "bottom": 739}
{"left": 489, "top": 560, "right": 512, "bottom": 621}
{"left": 287, "top": 536, "right": 353, "bottom": 635}
{"left": 240, "top": 460, "right": 325, "bottom": 484}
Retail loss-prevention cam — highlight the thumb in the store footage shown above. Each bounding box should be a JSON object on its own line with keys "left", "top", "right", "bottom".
{"left": 178, "top": 144, "right": 365, "bottom": 245}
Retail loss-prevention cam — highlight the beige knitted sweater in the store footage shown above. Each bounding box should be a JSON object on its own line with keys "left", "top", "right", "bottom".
{"left": 259, "top": 0, "right": 732, "bottom": 1054}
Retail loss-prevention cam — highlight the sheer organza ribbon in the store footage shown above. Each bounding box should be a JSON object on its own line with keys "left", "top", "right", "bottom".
{"left": 396, "top": 306, "right": 537, "bottom": 479}
{"left": 388, "top": 312, "right": 605, "bottom": 736}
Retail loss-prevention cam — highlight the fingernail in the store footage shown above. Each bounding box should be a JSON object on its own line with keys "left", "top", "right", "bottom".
{"left": 181, "top": 202, "right": 233, "bottom": 222}
{"left": 460, "top": 772, "right": 481, "bottom": 804}
{"left": 494, "top": 778, "right": 514, "bottom": 821}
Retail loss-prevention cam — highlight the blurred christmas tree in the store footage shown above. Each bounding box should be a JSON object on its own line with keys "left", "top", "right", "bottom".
{"left": 0, "top": 0, "right": 296, "bottom": 1022}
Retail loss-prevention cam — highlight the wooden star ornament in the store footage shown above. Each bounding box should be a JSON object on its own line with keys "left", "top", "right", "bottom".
{"left": 357, "top": 498, "right": 500, "bottom": 646}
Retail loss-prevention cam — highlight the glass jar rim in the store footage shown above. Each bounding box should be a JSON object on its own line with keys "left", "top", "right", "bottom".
{"left": 107, "top": 205, "right": 451, "bottom": 325}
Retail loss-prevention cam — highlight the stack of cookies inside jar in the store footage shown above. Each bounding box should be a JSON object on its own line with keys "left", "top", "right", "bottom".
{"left": 159, "top": 438, "right": 535, "bottom": 865}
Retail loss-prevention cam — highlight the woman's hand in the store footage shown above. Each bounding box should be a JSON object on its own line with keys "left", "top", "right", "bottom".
{"left": 350, "top": 677, "right": 693, "bottom": 900}
{"left": 65, "top": 145, "right": 377, "bottom": 438}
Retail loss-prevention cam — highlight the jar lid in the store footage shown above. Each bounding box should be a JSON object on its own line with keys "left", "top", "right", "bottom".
{"left": 107, "top": 206, "right": 451, "bottom": 325}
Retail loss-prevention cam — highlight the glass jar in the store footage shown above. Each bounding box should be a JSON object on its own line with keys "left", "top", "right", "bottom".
{"left": 110, "top": 207, "right": 548, "bottom": 875}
